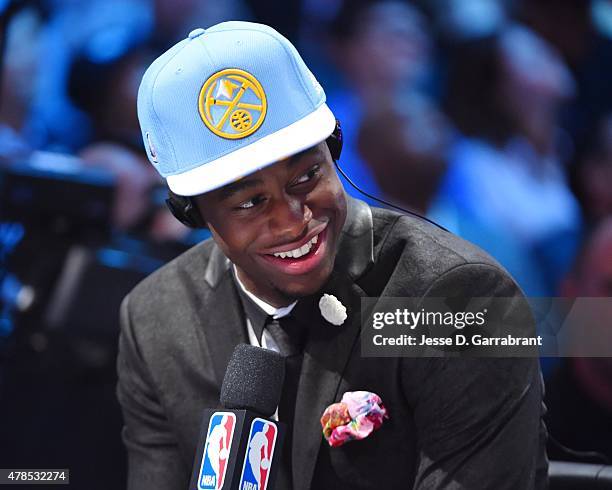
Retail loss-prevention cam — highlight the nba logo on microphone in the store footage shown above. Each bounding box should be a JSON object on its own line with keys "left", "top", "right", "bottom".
{"left": 238, "top": 418, "right": 278, "bottom": 490}
{"left": 198, "top": 412, "right": 236, "bottom": 489}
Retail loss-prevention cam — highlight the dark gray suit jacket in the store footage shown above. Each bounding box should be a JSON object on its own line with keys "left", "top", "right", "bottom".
{"left": 117, "top": 197, "right": 548, "bottom": 489}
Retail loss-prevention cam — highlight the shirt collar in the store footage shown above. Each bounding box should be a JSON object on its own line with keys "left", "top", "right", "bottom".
{"left": 232, "top": 265, "right": 296, "bottom": 343}
{"left": 233, "top": 265, "right": 296, "bottom": 317}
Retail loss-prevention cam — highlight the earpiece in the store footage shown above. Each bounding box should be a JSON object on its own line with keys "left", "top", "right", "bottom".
{"left": 325, "top": 121, "right": 451, "bottom": 232}
{"left": 165, "top": 191, "right": 207, "bottom": 228}
{"left": 326, "top": 119, "right": 343, "bottom": 161}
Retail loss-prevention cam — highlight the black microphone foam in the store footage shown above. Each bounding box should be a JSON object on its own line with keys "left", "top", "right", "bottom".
{"left": 220, "top": 344, "right": 285, "bottom": 417}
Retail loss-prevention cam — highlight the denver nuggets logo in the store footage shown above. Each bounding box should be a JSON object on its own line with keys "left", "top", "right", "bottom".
{"left": 199, "top": 69, "right": 267, "bottom": 139}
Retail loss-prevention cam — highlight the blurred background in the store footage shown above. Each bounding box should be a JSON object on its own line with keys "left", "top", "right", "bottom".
{"left": 0, "top": 0, "right": 611, "bottom": 487}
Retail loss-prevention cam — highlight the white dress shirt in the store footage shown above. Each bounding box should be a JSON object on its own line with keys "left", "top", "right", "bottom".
{"left": 232, "top": 265, "right": 296, "bottom": 353}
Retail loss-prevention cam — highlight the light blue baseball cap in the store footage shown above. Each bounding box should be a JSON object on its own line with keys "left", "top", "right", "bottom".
{"left": 137, "top": 21, "right": 336, "bottom": 196}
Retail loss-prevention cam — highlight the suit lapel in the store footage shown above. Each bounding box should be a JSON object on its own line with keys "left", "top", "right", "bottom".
{"left": 292, "top": 197, "right": 374, "bottom": 490}
{"left": 200, "top": 243, "right": 249, "bottom": 387}
{"left": 334, "top": 196, "right": 375, "bottom": 280}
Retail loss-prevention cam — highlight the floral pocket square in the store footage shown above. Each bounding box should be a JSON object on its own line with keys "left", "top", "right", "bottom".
{"left": 320, "top": 391, "right": 389, "bottom": 447}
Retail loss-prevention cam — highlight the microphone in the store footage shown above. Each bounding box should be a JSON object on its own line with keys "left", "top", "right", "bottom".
{"left": 189, "top": 344, "right": 287, "bottom": 490}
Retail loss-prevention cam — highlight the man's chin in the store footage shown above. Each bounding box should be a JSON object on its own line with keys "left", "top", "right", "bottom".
{"left": 276, "top": 284, "right": 321, "bottom": 301}
{"left": 274, "top": 265, "right": 334, "bottom": 301}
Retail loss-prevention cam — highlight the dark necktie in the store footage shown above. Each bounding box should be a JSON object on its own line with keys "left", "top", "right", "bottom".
{"left": 265, "top": 316, "right": 303, "bottom": 356}
{"left": 264, "top": 315, "right": 306, "bottom": 490}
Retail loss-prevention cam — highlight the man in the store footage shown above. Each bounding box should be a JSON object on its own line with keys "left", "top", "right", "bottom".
{"left": 117, "top": 21, "right": 548, "bottom": 489}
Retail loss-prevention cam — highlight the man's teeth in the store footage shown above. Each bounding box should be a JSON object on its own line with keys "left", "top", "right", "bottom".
{"left": 272, "top": 234, "right": 318, "bottom": 259}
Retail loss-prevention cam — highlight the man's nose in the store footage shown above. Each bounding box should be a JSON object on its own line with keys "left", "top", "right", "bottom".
{"left": 270, "top": 195, "right": 312, "bottom": 239}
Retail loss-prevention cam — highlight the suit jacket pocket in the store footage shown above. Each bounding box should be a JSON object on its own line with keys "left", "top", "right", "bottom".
{"left": 325, "top": 421, "right": 414, "bottom": 489}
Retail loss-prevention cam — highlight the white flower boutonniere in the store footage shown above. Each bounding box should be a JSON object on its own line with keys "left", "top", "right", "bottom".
{"left": 319, "top": 293, "right": 347, "bottom": 326}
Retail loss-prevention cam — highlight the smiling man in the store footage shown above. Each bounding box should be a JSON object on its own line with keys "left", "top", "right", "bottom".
{"left": 194, "top": 142, "right": 347, "bottom": 306}
{"left": 117, "top": 21, "right": 548, "bottom": 490}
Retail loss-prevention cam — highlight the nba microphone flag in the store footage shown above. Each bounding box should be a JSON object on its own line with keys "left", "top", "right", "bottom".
{"left": 237, "top": 418, "right": 278, "bottom": 490}
{"left": 189, "top": 345, "right": 286, "bottom": 490}
{"left": 191, "top": 410, "right": 282, "bottom": 490}
{"left": 196, "top": 412, "right": 236, "bottom": 489}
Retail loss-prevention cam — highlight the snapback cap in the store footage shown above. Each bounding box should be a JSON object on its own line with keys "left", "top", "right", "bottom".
{"left": 137, "top": 21, "right": 336, "bottom": 196}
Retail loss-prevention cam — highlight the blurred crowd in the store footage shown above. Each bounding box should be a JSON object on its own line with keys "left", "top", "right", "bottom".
{"left": 0, "top": 0, "right": 611, "bottom": 487}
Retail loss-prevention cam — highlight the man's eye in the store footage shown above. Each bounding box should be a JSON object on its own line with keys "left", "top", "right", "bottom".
{"left": 236, "top": 195, "right": 265, "bottom": 210}
{"left": 293, "top": 165, "right": 321, "bottom": 185}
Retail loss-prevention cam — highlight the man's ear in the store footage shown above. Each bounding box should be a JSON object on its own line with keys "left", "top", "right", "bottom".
{"left": 165, "top": 189, "right": 208, "bottom": 228}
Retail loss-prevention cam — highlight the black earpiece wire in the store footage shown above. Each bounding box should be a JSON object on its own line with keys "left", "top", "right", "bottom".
{"left": 333, "top": 160, "right": 450, "bottom": 233}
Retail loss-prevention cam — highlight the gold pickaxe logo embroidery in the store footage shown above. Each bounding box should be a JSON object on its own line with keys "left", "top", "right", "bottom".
{"left": 198, "top": 69, "right": 267, "bottom": 139}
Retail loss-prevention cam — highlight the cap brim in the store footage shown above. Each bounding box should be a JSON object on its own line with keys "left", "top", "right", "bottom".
{"left": 166, "top": 103, "right": 336, "bottom": 196}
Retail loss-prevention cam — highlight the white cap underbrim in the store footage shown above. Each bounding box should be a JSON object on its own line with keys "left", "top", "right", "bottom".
{"left": 167, "top": 103, "right": 336, "bottom": 196}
